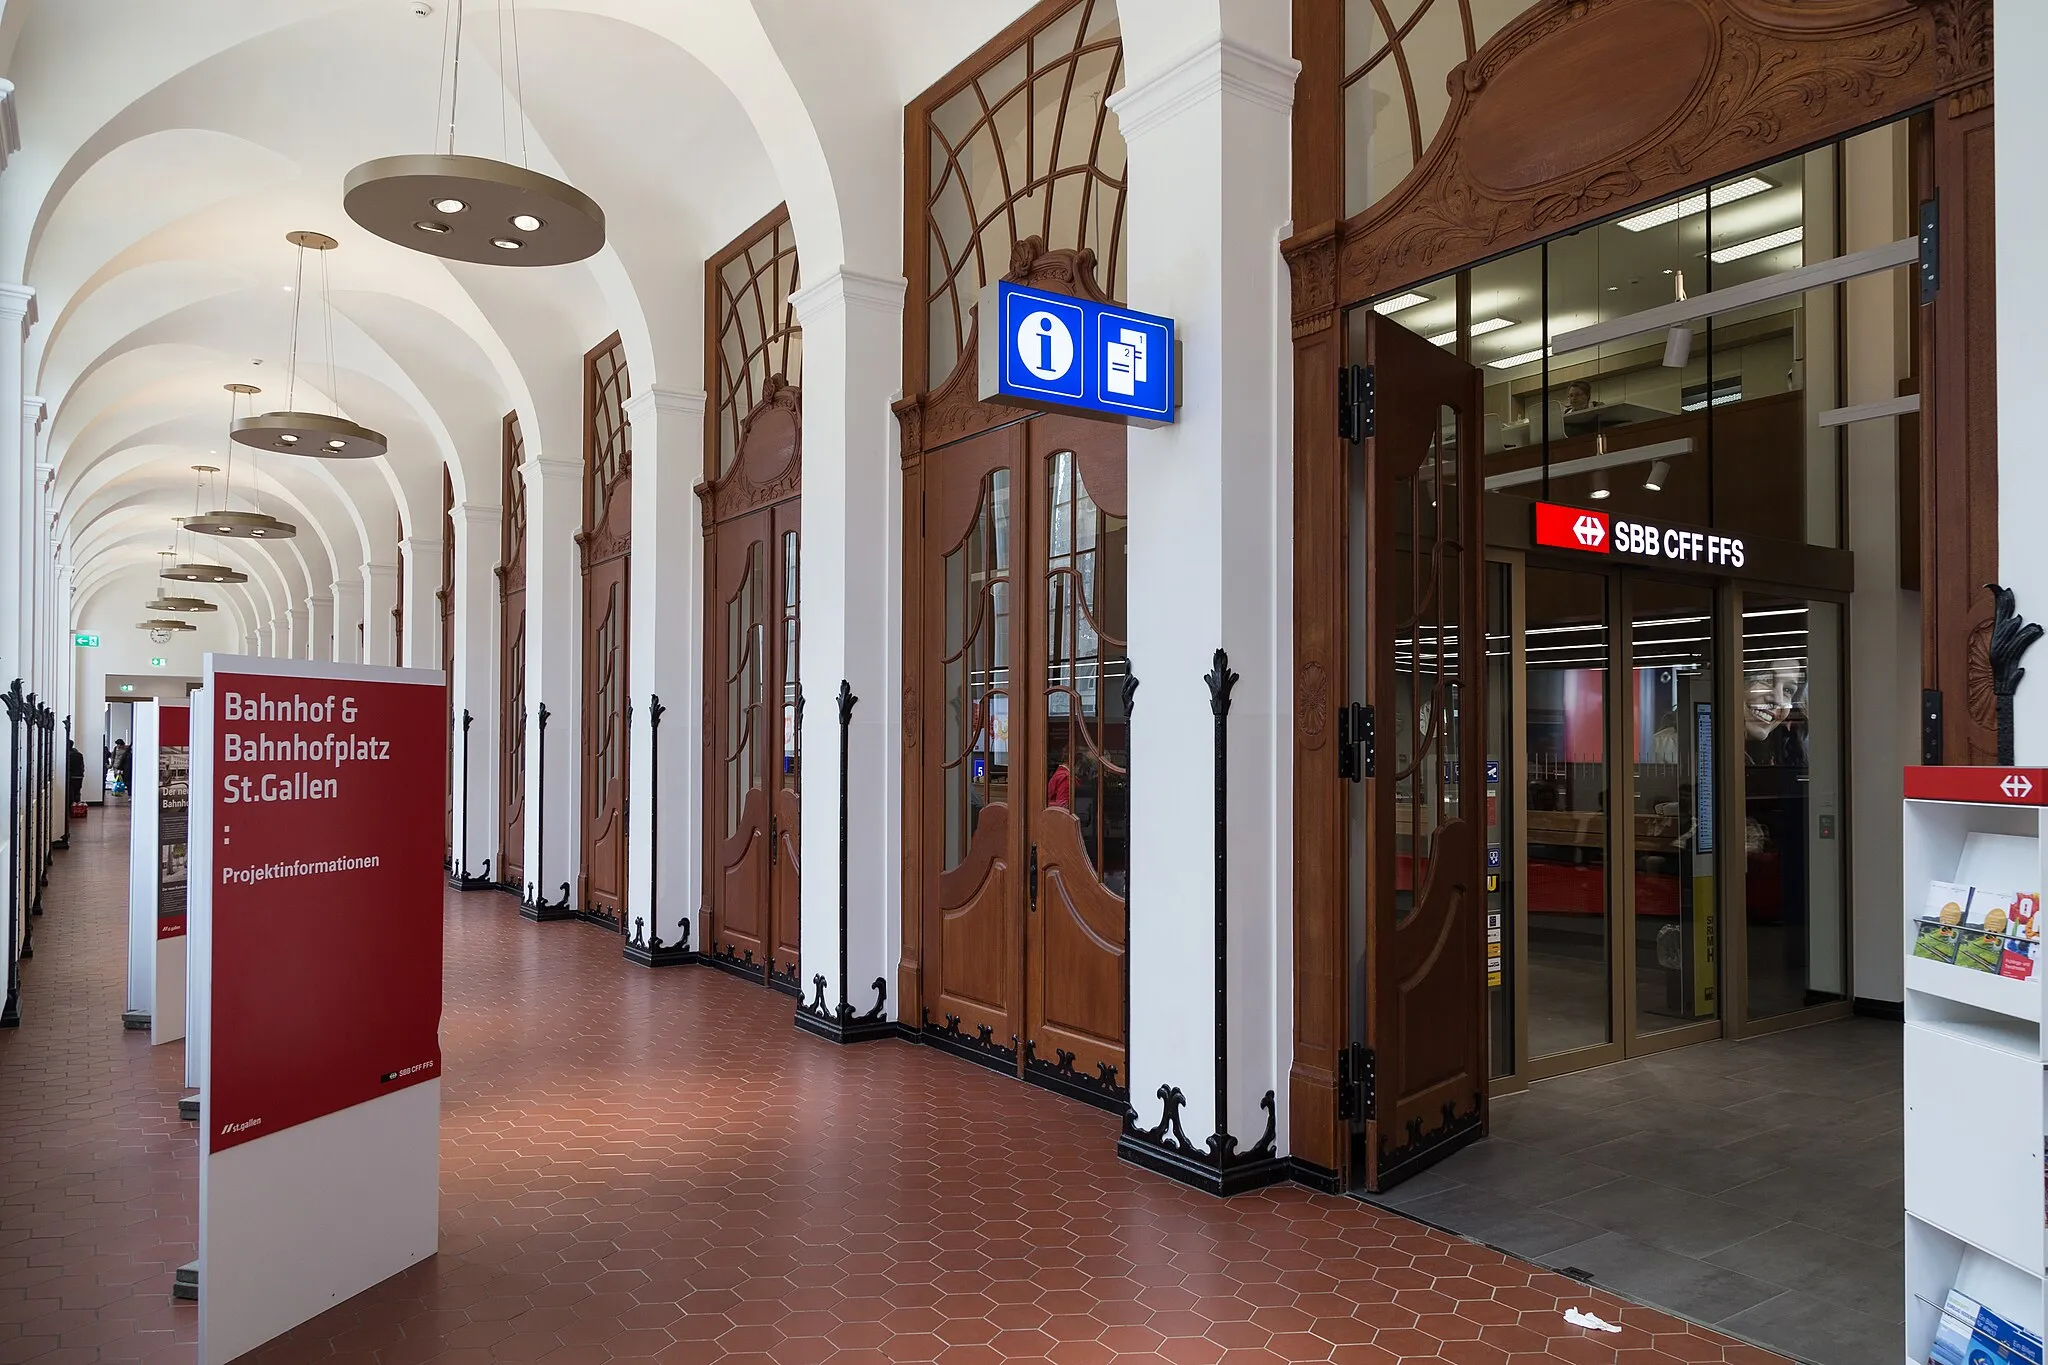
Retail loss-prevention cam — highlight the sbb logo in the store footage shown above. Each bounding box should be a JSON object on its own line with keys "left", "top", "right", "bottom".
{"left": 1533, "top": 502, "right": 1610, "bottom": 554}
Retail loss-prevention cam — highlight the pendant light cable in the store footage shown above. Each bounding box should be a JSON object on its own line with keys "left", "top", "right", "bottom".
{"left": 510, "top": 0, "right": 528, "bottom": 168}
{"left": 321, "top": 247, "right": 340, "bottom": 416}
{"left": 448, "top": 0, "right": 465, "bottom": 157}
{"left": 286, "top": 242, "right": 307, "bottom": 411}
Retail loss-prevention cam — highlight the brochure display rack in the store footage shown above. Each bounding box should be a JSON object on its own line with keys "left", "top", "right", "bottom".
{"left": 1903, "top": 767, "right": 2048, "bottom": 1365}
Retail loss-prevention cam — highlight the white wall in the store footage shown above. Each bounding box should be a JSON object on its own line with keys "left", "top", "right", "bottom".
{"left": 2001, "top": 4, "right": 2048, "bottom": 768}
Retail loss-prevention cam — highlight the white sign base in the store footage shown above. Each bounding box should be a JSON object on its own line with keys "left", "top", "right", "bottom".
{"left": 197, "top": 1081, "right": 441, "bottom": 1365}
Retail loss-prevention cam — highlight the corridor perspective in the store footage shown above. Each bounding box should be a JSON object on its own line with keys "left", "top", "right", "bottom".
{"left": 0, "top": 815, "right": 1787, "bottom": 1364}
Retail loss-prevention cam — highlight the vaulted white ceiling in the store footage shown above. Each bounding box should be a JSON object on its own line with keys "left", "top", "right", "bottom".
{"left": 3, "top": 0, "right": 1034, "bottom": 633}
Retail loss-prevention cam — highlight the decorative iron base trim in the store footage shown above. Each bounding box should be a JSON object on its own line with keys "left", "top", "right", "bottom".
{"left": 52, "top": 835, "right": 67, "bottom": 851}
{"left": 448, "top": 857, "right": 494, "bottom": 891}
{"left": 173, "top": 1261, "right": 198, "bottom": 1301}
{"left": 122, "top": 1011, "right": 151, "bottom": 1031}
{"left": 794, "top": 975, "right": 895, "bottom": 1044}
{"left": 519, "top": 881, "right": 574, "bottom": 922}
{"left": 705, "top": 941, "right": 766, "bottom": 985}
{"left": 1374, "top": 1093, "right": 1483, "bottom": 1188}
{"left": 1022, "top": 1039, "right": 1127, "bottom": 1114}
{"left": 1, "top": 991, "right": 18, "bottom": 1028}
{"left": 1117, "top": 1085, "right": 1286, "bottom": 1197}
{"left": 919, "top": 1008, "right": 1018, "bottom": 1072}
{"left": 623, "top": 915, "right": 696, "bottom": 968}
{"left": 767, "top": 959, "right": 801, "bottom": 999}
{"left": 178, "top": 1095, "right": 200, "bottom": 1122}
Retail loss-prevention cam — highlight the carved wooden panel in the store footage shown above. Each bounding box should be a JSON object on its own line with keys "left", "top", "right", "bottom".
{"left": 1300, "top": 0, "right": 1984, "bottom": 315}
{"left": 498, "top": 411, "right": 527, "bottom": 888}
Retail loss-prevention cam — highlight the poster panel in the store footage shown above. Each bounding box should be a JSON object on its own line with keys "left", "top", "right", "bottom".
{"left": 157, "top": 704, "right": 189, "bottom": 939}
{"left": 196, "top": 656, "right": 445, "bottom": 1365}
{"left": 205, "top": 663, "right": 444, "bottom": 1151}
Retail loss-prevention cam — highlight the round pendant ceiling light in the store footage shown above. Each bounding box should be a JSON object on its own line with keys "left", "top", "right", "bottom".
{"left": 161, "top": 563, "right": 248, "bottom": 585}
{"left": 145, "top": 594, "right": 216, "bottom": 614}
{"left": 343, "top": 1, "right": 603, "bottom": 266}
{"left": 189, "top": 396, "right": 300, "bottom": 538}
{"left": 161, "top": 493, "right": 250, "bottom": 586}
{"left": 137, "top": 618, "right": 196, "bottom": 633}
{"left": 231, "top": 235, "right": 388, "bottom": 460}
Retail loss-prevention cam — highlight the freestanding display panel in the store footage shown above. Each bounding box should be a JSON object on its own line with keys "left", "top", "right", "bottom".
{"left": 191, "top": 655, "right": 445, "bottom": 1365}
{"left": 1902, "top": 766, "right": 2048, "bottom": 1365}
{"left": 125, "top": 700, "right": 190, "bottom": 1042}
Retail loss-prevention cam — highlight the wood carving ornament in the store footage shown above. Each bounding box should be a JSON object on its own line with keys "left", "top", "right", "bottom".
{"left": 1335, "top": 0, "right": 1932, "bottom": 306}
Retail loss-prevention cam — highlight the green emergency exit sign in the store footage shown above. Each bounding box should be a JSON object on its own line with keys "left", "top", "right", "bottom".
{"left": 73, "top": 633, "right": 99, "bottom": 647}
{"left": 149, "top": 657, "right": 166, "bottom": 668}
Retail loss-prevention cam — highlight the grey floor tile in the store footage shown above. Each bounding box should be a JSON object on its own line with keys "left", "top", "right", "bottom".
{"left": 1421, "top": 1135, "right": 1622, "bottom": 1205}
{"left": 1488, "top": 1095, "right": 1653, "bottom": 1155}
{"left": 1575, "top": 1129, "right": 1788, "bottom": 1196}
{"left": 1596, "top": 1063, "right": 1792, "bottom": 1112}
{"left": 1705, "top": 1221, "right": 1904, "bottom": 1322}
{"left": 1717, "top": 1285, "right": 1905, "bottom": 1365}
{"left": 1393, "top": 1182, "right": 1609, "bottom": 1260}
{"left": 1541, "top": 1172, "right": 1783, "bottom": 1258}
{"left": 1716, "top": 1168, "right": 1905, "bottom": 1248}
{"left": 1539, "top": 1230, "right": 1786, "bottom": 1323}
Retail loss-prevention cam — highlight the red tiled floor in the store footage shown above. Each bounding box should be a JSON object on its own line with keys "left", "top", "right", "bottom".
{"left": 0, "top": 808, "right": 1791, "bottom": 1364}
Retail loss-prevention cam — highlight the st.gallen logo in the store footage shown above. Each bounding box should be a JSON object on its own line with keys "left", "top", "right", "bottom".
{"left": 2003, "top": 772, "right": 2035, "bottom": 800}
{"left": 1571, "top": 514, "right": 1606, "bottom": 549}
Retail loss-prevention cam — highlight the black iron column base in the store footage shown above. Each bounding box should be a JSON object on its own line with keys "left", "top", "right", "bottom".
{"left": 173, "top": 1262, "right": 197, "bottom": 1301}
{"left": 795, "top": 973, "right": 895, "bottom": 1045}
{"left": 178, "top": 1095, "right": 200, "bottom": 1122}
{"left": 623, "top": 916, "right": 696, "bottom": 969}
{"left": 122, "top": 1011, "right": 150, "bottom": 1031}
{"left": 52, "top": 836, "right": 67, "bottom": 851}
{"left": 520, "top": 881, "right": 574, "bottom": 922}
{"left": 1116, "top": 1086, "right": 1286, "bottom": 1198}
{"left": 447, "top": 858, "right": 494, "bottom": 892}
{"left": 1285, "top": 1155, "right": 1343, "bottom": 1194}
{"left": 1, "top": 990, "right": 19, "bottom": 1029}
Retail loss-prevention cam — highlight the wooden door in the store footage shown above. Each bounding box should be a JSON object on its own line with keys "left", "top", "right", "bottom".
{"left": 1020, "top": 416, "right": 1129, "bottom": 1099}
{"left": 581, "top": 553, "right": 629, "bottom": 922}
{"left": 579, "top": 337, "right": 631, "bottom": 927}
{"left": 711, "top": 508, "right": 776, "bottom": 972}
{"left": 1359, "top": 313, "right": 1487, "bottom": 1191}
{"left": 499, "top": 413, "right": 528, "bottom": 890}
{"left": 768, "top": 515, "right": 802, "bottom": 990}
{"left": 700, "top": 368, "right": 803, "bottom": 991}
{"left": 921, "top": 423, "right": 1025, "bottom": 1064}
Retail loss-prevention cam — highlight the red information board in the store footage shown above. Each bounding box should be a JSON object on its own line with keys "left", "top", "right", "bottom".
{"left": 1904, "top": 765, "right": 2048, "bottom": 806}
{"left": 206, "top": 669, "right": 445, "bottom": 1153}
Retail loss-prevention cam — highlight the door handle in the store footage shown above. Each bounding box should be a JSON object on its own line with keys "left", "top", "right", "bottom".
{"left": 1028, "top": 844, "right": 1039, "bottom": 910}
{"left": 769, "top": 811, "right": 778, "bottom": 864}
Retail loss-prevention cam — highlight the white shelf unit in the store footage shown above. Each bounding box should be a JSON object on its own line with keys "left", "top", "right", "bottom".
{"left": 1903, "top": 784, "right": 2047, "bottom": 1365}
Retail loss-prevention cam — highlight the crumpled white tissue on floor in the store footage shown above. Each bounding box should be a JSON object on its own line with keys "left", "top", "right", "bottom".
{"left": 1563, "top": 1307, "right": 1622, "bottom": 1333}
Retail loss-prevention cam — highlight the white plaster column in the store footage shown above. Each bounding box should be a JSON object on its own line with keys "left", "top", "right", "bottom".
{"left": 622, "top": 386, "right": 705, "bottom": 955}
{"left": 1109, "top": 29, "right": 1299, "bottom": 1157}
{"left": 265, "top": 620, "right": 284, "bottom": 657}
{"left": 304, "top": 594, "right": 334, "bottom": 663}
{"left": 282, "top": 608, "right": 302, "bottom": 660}
{"left": 0, "top": 288, "right": 33, "bottom": 691}
{"left": 399, "top": 536, "right": 443, "bottom": 671}
{"left": 2002, "top": 5, "right": 2048, "bottom": 763}
{"left": 331, "top": 580, "right": 363, "bottom": 663}
{"left": 449, "top": 501, "right": 501, "bottom": 883}
{"left": 361, "top": 561, "right": 400, "bottom": 667}
{"left": 521, "top": 454, "right": 582, "bottom": 909}
{"left": 791, "top": 268, "right": 905, "bottom": 1027}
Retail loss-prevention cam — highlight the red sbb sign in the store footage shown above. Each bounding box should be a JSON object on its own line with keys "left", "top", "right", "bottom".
{"left": 1533, "top": 502, "right": 1746, "bottom": 569}
{"left": 1905, "top": 766, "right": 2048, "bottom": 806}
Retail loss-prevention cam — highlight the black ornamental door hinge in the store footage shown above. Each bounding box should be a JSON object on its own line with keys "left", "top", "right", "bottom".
{"left": 1337, "top": 702, "right": 1374, "bottom": 782}
{"left": 1338, "top": 364, "right": 1374, "bottom": 444}
{"left": 1337, "top": 1041, "right": 1375, "bottom": 1122}
{"left": 1918, "top": 195, "right": 1940, "bottom": 305}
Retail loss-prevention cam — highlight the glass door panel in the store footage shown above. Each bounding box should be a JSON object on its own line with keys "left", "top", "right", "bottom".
{"left": 1629, "top": 581, "right": 1719, "bottom": 1037}
{"left": 1485, "top": 560, "right": 1514, "bottom": 1079}
{"left": 1742, "top": 596, "right": 1847, "bottom": 1019}
{"left": 1523, "top": 566, "right": 1611, "bottom": 1061}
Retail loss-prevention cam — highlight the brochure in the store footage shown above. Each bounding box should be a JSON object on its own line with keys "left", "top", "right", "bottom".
{"left": 1930, "top": 1288, "right": 2044, "bottom": 1365}
{"left": 1915, "top": 881, "right": 2040, "bottom": 982}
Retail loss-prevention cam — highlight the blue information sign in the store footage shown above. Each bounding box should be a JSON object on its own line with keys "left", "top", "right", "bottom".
{"left": 978, "top": 279, "right": 1176, "bottom": 427}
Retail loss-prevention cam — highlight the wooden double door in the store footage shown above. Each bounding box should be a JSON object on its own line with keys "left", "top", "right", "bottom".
{"left": 706, "top": 499, "right": 802, "bottom": 989}
{"left": 917, "top": 413, "right": 1130, "bottom": 1106}
{"left": 1347, "top": 312, "right": 1489, "bottom": 1191}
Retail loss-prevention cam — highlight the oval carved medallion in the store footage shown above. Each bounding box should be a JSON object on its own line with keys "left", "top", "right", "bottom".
{"left": 1463, "top": 0, "right": 1717, "bottom": 195}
